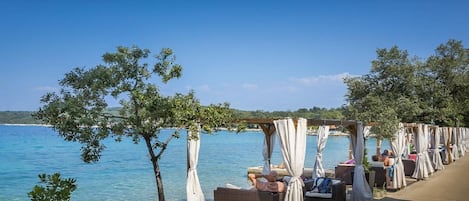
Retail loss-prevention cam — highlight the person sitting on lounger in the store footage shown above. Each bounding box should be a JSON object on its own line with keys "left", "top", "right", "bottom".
{"left": 248, "top": 171, "right": 286, "bottom": 192}
{"left": 382, "top": 150, "right": 395, "bottom": 188}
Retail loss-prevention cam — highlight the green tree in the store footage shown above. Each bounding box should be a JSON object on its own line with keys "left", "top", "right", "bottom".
{"left": 33, "top": 46, "right": 233, "bottom": 201}
{"left": 424, "top": 39, "right": 469, "bottom": 126}
{"left": 28, "top": 173, "right": 77, "bottom": 201}
{"left": 344, "top": 39, "right": 469, "bottom": 155}
{"left": 344, "top": 46, "right": 420, "bottom": 155}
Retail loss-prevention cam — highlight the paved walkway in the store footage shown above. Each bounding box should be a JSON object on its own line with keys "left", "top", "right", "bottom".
{"left": 378, "top": 153, "right": 469, "bottom": 201}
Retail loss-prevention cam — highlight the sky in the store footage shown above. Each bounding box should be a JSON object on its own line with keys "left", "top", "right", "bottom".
{"left": 1, "top": 1, "right": 469, "bottom": 111}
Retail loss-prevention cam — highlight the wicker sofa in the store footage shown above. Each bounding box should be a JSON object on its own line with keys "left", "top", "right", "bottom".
{"left": 213, "top": 178, "right": 346, "bottom": 201}
{"left": 304, "top": 179, "right": 346, "bottom": 201}
{"left": 402, "top": 159, "right": 416, "bottom": 176}
{"left": 213, "top": 188, "right": 285, "bottom": 201}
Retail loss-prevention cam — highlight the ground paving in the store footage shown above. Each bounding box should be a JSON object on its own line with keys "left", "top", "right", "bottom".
{"left": 377, "top": 153, "right": 469, "bottom": 201}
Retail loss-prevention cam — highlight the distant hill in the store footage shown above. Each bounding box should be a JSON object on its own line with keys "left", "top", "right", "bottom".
{"left": 0, "top": 111, "right": 44, "bottom": 124}
{"left": 0, "top": 106, "right": 345, "bottom": 125}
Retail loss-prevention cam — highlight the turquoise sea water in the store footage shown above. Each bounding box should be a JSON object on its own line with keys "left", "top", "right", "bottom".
{"left": 0, "top": 125, "right": 389, "bottom": 201}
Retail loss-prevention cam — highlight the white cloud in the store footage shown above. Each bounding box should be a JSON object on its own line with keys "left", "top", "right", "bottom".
{"left": 291, "top": 72, "right": 355, "bottom": 86}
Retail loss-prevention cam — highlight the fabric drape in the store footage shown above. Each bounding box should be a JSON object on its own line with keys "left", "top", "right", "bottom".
{"left": 186, "top": 128, "right": 205, "bottom": 201}
{"left": 313, "top": 125, "right": 330, "bottom": 179}
{"left": 452, "top": 128, "right": 459, "bottom": 160}
{"left": 441, "top": 128, "right": 449, "bottom": 164}
{"left": 431, "top": 127, "right": 444, "bottom": 170}
{"left": 391, "top": 123, "right": 407, "bottom": 189}
{"left": 274, "top": 118, "right": 307, "bottom": 201}
{"left": 351, "top": 122, "right": 373, "bottom": 201}
{"left": 423, "top": 125, "right": 435, "bottom": 175}
{"left": 412, "top": 124, "right": 430, "bottom": 180}
{"left": 350, "top": 131, "right": 357, "bottom": 160}
{"left": 458, "top": 128, "right": 465, "bottom": 157}
{"left": 262, "top": 133, "right": 276, "bottom": 175}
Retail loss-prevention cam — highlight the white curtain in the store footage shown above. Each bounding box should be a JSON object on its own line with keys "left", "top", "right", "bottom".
{"left": 186, "top": 128, "right": 205, "bottom": 201}
{"left": 274, "top": 118, "right": 307, "bottom": 201}
{"left": 458, "top": 128, "right": 465, "bottom": 157}
{"left": 363, "top": 126, "right": 372, "bottom": 138}
{"left": 403, "top": 129, "right": 412, "bottom": 158}
{"left": 262, "top": 133, "right": 276, "bottom": 175}
{"left": 351, "top": 122, "right": 373, "bottom": 201}
{"left": 452, "top": 128, "right": 459, "bottom": 160}
{"left": 412, "top": 124, "right": 430, "bottom": 180}
{"left": 431, "top": 127, "right": 445, "bottom": 170}
{"left": 313, "top": 125, "right": 330, "bottom": 179}
{"left": 465, "top": 128, "right": 469, "bottom": 153}
{"left": 391, "top": 123, "right": 407, "bottom": 189}
{"left": 441, "top": 127, "right": 450, "bottom": 164}
{"left": 423, "top": 125, "right": 435, "bottom": 175}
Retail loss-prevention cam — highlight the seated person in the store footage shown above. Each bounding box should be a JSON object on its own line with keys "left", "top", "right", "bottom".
{"left": 381, "top": 150, "right": 395, "bottom": 188}
{"left": 248, "top": 171, "right": 286, "bottom": 192}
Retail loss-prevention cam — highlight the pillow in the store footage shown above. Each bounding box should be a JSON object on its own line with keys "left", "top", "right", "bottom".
{"left": 305, "top": 191, "right": 332, "bottom": 198}
{"left": 225, "top": 183, "right": 242, "bottom": 189}
{"left": 370, "top": 161, "right": 384, "bottom": 167}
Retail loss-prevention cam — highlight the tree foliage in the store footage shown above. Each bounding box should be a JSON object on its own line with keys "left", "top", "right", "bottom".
{"left": 27, "top": 173, "right": 77, "bottom": 201}
{"left": 33, "top": 46, "right": 233, "bottom": 201}
{"left": 345, "top": 39, "right": 469, "bottom": 140}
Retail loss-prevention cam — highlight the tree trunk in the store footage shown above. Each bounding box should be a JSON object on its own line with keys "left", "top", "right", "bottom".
{"left": 376, "top": 137, "right": 382, "bottom": 157}
{"left": 144, "top": 136, "right": 165, "bottom": 201}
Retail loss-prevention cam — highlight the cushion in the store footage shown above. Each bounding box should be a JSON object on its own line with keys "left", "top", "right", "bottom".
{"left": 305, "top": 191, "right": 332, "bottom": 198}
{"left": 370, "top": 161, "right": 384, "bottom": 167}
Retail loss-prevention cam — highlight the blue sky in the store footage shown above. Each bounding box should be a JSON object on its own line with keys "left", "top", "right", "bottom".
{"left": 1, "top": 1, "right": 468, "bottom": 111}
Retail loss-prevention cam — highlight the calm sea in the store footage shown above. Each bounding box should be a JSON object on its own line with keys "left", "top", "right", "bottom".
{"left": 0, "top": 125, "right": 388, "bottom": 201}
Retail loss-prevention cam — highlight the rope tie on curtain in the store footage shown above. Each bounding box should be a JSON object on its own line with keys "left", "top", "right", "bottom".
{"left": 288, "top": 176, "right": 305, "bottom": 187}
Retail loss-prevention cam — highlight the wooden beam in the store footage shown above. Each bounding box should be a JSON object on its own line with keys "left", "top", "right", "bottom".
{"left": 236, "top": 118, "right": 358, "bottom": 127}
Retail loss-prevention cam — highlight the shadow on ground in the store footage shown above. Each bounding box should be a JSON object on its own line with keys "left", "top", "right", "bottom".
{"left": 375, "top": 197, "right": 411, "bottom": 201}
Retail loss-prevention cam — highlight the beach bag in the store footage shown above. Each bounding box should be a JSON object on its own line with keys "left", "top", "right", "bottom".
{"left": 312, "top": 177, "right": 332, "bottom": 193}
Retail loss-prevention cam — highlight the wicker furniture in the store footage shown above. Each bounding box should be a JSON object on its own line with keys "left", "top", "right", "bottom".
{"left": 334, "top": 165, "right": 355, "bottom": 185}
{"left": 403, "top": 159, "right": 416, "bottom": 176}
{"left": 304, "top": 179, "right": 346, "bottom": 201}
{"left": 213, "top": 188, "right": 285, "bottom": 201}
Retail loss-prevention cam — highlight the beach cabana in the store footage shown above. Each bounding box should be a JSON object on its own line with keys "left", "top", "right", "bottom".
{"left": 236, "top": 118, "right": 372, "bottom": 201}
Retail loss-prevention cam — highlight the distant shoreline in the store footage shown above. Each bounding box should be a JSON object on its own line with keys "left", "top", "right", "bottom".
{"left": 0, "top": 124, "right": 353, "bottom": 136}
{"left": 0, "top": 123, "right": 51, "bottom": 127}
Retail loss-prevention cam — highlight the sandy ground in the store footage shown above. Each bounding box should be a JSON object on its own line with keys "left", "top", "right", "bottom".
{"left": 377, "top": 153, "right": 469, "bottom": 201}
